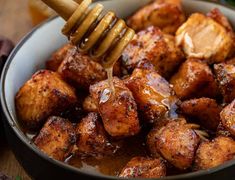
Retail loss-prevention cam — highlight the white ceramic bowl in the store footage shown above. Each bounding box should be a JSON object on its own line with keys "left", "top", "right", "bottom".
{"left": 1, "top": 0, "right": 235, "bottom": 179}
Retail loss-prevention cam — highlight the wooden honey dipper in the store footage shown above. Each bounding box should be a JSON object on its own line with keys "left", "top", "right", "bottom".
{"left": 41, "top": 0, "right": 135, "bottom": 69}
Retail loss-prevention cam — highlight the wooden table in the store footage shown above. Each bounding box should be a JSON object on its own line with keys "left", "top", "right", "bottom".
{"left": 0, "top": 0, "right": 33, "bottom": 179}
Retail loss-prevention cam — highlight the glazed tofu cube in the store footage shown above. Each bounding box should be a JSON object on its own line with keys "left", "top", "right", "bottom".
{"left": 58, "top": 52, "right": 106, "bottom": 89}
{"left": 194, "top": 136, "right": 235, "bottom": 170}
{"left": 119, "top": 157, "right": 166, "bottom": 178}
{"left": 127, "top": 0, "right": 185, "bottom": 34}
{"left": 214, "top": 62, "right": 235, "bottom": 103}
{"left": 121, "top": 26, "right": 184, "bottom": 78}
{"left": 46, "top": 43, "right": 74, "bottom": 71}
{"left": 90, "top": 77, "right": 140, "bottom": 137}
{"left": 147, "top": 118, "right": 200, "bottom": 170}
{"left": 75, "top": 112, "right": 117, "bottom": 158}
{"left": 125, "top": 68, "right": 179, "bottom": 123}
{"left": 34, "top": 116, "right": 76, "bottom": 161}
{"left": 220, "top": 99, "right": 235, "bottom": 136}
{"left": 15, "top": 70, "right": 77, "bottom": 130}
{"left": 170, "top": 58, "right": 218, "bottom": 100}
{"left": 176, "top": 13, "right": 234, "bottom": 64}
{"left": 180, "top": 98, "right": 222, "bottom": 130}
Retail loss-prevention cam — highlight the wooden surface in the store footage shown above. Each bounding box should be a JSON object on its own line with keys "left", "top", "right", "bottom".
{"left": 0, "top": 0, "right": 32, "bottom": 43}
{"left": 0, "top": 0, "right": 33, "bottom": 179}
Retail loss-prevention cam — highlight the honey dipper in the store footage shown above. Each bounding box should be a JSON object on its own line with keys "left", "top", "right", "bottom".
{"left": 41, "top": 0, "right": 135, "bottom": 68}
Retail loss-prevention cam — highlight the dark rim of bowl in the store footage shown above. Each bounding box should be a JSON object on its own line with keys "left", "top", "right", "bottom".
{"left": 1, "top": 0, "right": 235, "bottom": 180}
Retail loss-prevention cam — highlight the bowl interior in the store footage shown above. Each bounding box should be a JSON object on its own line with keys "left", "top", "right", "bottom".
{"left": 1, "top": 0, "right": 235, "bottom": 178}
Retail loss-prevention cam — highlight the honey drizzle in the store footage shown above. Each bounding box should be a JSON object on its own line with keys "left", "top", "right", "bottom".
{"left": 106, "top": 66, "right": 115, "bottom": 95}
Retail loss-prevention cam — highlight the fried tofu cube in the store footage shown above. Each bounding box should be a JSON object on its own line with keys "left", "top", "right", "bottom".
{"left": 194, "top": 136, "right": 235, "bottom": 170}
{"left": 46, "top": 43, "right": 74, "bottom": 71}
{"left": 127, "top": 0, "right": 185, "bottom": 34}
{"left": 125, "top": 68, "right": 179, "bottom": 123}
{"left": 34, "top": 116, "right": 76, "bottom": 161}
{"left": 15, "top": 70, "right": 77, "bottom": 130}
{"left": 170, "top": 58, "right": 218, "bottom": 100}
{"left": 176, "top": 13, "right": 234, "bottom": 64}
{"left": 119, "top": 157, "right": 166, "bottom": 178}
{"left": 180, "top": 98, "right": 222, "bottom": 130}
{"left": 121, "top": 26, "right": 184, "bottom": 78}
{"left": 147, "top": 118, "right": 200, "bottom": 170}
{"left": 220, "top": 99, "right": 235, "bottom": 136}
{"left": 214, "top": 62, "right": 235, "bottom": 103}
{"left": 82, "top": 95, "right": 98, "bottom": 113}
{"left": 75, "top": 112, "right": 117, "bottom": 158}
{"left": 90, "top": 77, "right": 140, "bottom": 137}
{"left": 58, "top": 52, "right": 106, "bottom": 89}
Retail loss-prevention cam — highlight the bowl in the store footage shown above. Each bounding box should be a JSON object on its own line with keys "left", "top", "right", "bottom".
{"left": 1, "top": 0, "right": 235, "bottom": 179}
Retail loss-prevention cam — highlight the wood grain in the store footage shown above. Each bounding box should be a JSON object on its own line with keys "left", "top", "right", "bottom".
{"left": 0, "top": 0, "right": 32, "bottom": 44}
{"left": 0, "top": 139, "right": 30, "bottom": 180}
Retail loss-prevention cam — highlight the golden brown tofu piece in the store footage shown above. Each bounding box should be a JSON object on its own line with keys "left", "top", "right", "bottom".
{"left": 58, "top": 52, "right": 106, "bottom": 89}
{"left": 127, "top": 0, "right": 185, "bottom": 34}
{"left": 121, "top": 26, "right": 184, "bottom": 78}
{"left": 75, "top": 113, "right": 117, "bottom": 158}
{"left": 90, "top": 77, "right": 140, "bottom": 137}
{"left": 15, "top": 70, "right": 77, "bottom": 130}
{"left": 34, "top": 116, "right": 76, "bottom": 161}
{"left": 214, "top": 62, "right": 235, "bottom": 103}
{"left": 82, "top": 95, "right": 98, "bottom": 113}
{"left": 119, "top": 157, "right": 166, "bottom": 178}
{"left": 220, "top": 99, "right": 235, "bottom": 136}
{"left": 125, "top": 68, "right": 179, "bottom": 123}
{"left": 194, "top": 136, "right": 235, "bottom": 170}
{"left": 47, "top": 42, "right": 122, "bottom": 78}
{"left": 46, "top": 43, "right": 74, "bottom": 71}
{"left": 176, "top": 13, "right": 234, "bottom": 64}
{"left": 180, "top": 98, "right": 222, "bottom": 130}
{"left": 147, "top": 119, "right": 200, "bottom": 170}
{"left": 170, "top": 59, "right": 218, "bottom": 100}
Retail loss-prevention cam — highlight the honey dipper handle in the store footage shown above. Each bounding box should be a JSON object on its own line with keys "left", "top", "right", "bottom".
{"left": 41, "top": 0, "right": 79, "bottom": 20}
